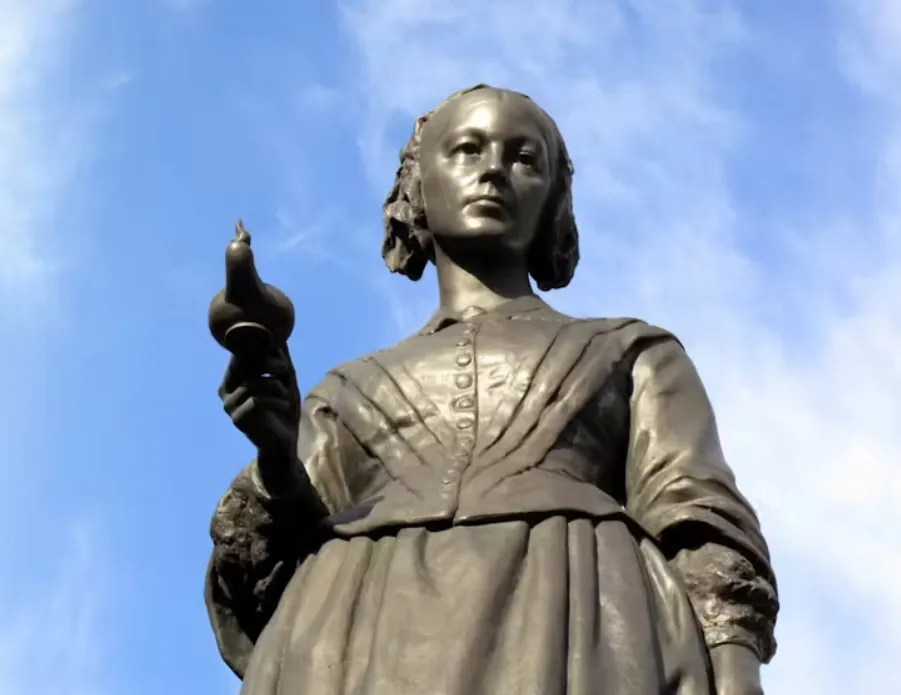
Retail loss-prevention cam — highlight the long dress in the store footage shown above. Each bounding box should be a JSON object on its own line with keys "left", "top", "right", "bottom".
{"left": 205, "top": 295, "right": 778, "bottom": 695}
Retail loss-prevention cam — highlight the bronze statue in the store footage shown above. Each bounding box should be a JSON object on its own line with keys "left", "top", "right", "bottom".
{"left": 205, "top": 85, "right": 778, "bottom": 695}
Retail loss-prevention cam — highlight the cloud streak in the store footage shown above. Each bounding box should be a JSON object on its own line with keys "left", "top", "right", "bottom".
{"left": 0, "top": 3, "right": 116, "bottom": 695}
{"left": 0, "top": 524, "right": 111, "bottom": 695}
{"left": 0, "top": 0, "right": 118, "bottom": 314}
{"left": 342, "top": 1, "right": 900, "bottom": 691}
{"left": 0, "top": 0, "right": 75, "bottom": 299}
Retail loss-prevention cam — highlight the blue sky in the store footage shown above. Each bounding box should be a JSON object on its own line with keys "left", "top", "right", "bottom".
{"left": 1, "top": 1, "right": 898, "bottom": 693}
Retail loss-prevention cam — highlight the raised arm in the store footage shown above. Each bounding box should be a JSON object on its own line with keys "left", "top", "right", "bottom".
{"left": 624, "top": 338, "right": 778, "bottom": 691}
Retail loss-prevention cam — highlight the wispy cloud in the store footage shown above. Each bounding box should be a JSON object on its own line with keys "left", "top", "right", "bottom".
{"left": 342, "top": 1, "right": 899, "bottom": 690}
{"left": 0, "top": 0, "right": 110, "bottom": 312}
{"left": 0, "top": 523, "right": 112, "bottom": 695}
{"left": 0, "top": 0, "right": 73, "bottom": 295}
{"left": 0, "top": 3, "right": 117, "bottom": 695}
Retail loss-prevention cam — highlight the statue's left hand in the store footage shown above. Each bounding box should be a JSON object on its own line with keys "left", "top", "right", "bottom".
{"left": 710, "top": 644, "right": 764, "bottom": 695}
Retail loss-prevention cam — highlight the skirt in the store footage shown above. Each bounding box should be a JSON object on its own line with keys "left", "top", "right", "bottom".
{"left": 239, "top": 515, "right": 713, "bottom": 695}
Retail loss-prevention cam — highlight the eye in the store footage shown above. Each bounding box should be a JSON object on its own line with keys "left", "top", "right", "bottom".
{"left": 451, "top": 140, "right": 481, "bottom": 157}
{"left": 515, "top": 148, "right": 541, "bottom": 170}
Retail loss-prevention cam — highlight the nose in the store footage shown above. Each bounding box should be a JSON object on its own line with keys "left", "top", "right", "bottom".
{"left": 480, "top": 142, "right": 506, "bottom": 182}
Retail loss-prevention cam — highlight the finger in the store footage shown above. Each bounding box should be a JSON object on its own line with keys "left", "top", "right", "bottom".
{"left": 236, "top": 408, "right": 297, "bottom": 454}
{"left": 222, "top": 386, "right": 291, "bottom": 417}
{"left": 229, "top": 397, "right": 292, "bottom": 436}
{"left": 260, "top": 350, "right": 294, "bottom": 380}
{"left": 220, "top": 354, "right": 255, "bottom": 397}
{"left": 254, "top": 376, "right": 291, "bottom": 402}
{"left": 220, "top": 351, "right": 289, "bottom": 398}
{"left": 221, "top": 345, "right": 293, "bottom": 385}
{"left": 248, "top": 353, "right": 298, "bottom": 407}
{"left": 221, "top": 378, "right": 291, "bottom": 411}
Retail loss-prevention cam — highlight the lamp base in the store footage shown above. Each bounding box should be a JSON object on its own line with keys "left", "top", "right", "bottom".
{"left": 223, "top": 321, "right": 273, "bottom": 357}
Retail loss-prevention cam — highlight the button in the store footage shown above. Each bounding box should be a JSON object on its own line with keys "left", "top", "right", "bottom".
{"left": 456, "top": 417, "right": 474, "bottom": 430}
{"left": 456, "top": 435, "right": 475, "bottom": 450}
{"left": 455, "top": 374, "right": 473, "bottom": 388}
{"left": 455, "top": 354, "right": 472, "bottom": 367}
{"left": 454, "top": 396, "right": 474, "bottom": 410}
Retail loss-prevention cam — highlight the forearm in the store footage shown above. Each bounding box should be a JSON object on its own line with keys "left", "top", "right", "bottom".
{"left": 710, "top": 643, "right": 763, "bottom": 695}
{"left": 623, "top": 340, "right": 778, "bottom": 659}
{"left": 255, "top": 449, "right": 331, "bottom": 519}
{"left": 671, "top": 540, "right": 778, "bottom": 663}
{"left": 674, "top": 541, "right": 770, "bottom": 694}
{"left": 255, "top": 447, "right": 305, "bottom": 496}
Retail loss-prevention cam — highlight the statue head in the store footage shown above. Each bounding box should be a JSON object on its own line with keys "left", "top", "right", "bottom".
{"left": 381, "top": 84, "right": 579, "bottom": 291}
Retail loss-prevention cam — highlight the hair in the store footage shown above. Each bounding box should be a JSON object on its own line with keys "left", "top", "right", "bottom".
{"left": 380, "top": 84, "right": 580, "bottom": 291}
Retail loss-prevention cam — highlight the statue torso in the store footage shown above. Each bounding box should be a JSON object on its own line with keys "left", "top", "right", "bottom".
{"left": 303, "top": 295, "right": 671, "bottom": 535}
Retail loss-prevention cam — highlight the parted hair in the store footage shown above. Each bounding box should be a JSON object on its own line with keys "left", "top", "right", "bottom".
{"left": 380, "top": 84, "right": 580, "bottom": 291}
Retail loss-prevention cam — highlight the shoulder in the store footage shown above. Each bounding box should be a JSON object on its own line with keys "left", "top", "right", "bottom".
{"left": 304, "top": 342, "right": 398, "bottom": 406}
{"left": 517, "top": 301, "right": 688, "bottom": 372}
{"left": 588, "top": 315, "right": 675, "bottom": 340}
{"left": 546, "top": 307, "right": 682, "bottom": 350}
{"left": 567, "top": 315, "right": 694, "bottom": 392}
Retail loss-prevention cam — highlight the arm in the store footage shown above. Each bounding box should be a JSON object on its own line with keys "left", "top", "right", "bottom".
{"left": 205, "top": 393, "right": 362, "bottom": 678}
{"left": 623, "top": 338, "right": 778, "bottom": 690}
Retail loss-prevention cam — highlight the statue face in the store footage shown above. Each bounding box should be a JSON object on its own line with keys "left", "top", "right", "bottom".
{"left": 419, "top": 89, "right": 556, "bottom": 257}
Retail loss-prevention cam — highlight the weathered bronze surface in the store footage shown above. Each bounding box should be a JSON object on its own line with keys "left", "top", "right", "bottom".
{"left": 205, "top": 85, "right": 778, "bottom": 695}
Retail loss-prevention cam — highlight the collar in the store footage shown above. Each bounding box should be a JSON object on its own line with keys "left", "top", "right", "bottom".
{"left": 416, "top": 294, "right": 549, "bottom": 336}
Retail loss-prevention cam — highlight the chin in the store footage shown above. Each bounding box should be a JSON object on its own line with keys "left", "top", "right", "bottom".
{"left": 432, "top": 214, "right": 533, "bottom": 257}
{"left": 450, "top": 215, "right": 511, "bottom": 239}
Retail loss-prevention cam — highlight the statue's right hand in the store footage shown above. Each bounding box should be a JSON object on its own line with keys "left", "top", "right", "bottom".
{"left": 218, "top": 343, "right": 300, "bottom": 460}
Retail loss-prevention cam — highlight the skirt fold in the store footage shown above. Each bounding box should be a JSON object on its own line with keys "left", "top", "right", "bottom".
{"left": 241, "top": 516, "right": 713, "bottom": 695}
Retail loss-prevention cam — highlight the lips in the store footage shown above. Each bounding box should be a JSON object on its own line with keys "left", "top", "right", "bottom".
{"left": 466, "top": 194, "right": 509, "bottom": 212}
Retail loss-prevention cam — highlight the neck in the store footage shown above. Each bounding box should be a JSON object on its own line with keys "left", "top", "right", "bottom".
{"left": 433, "top": 240, "right": 534, "bottom": 315}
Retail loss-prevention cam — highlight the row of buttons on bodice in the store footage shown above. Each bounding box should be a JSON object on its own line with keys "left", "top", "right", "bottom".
{"left": 442, "top": 310, "right": 482, "bottom": 490}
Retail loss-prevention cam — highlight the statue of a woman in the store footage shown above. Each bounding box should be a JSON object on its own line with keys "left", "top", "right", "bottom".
{"left": 204, "top": 85, "right": 778, "bottom": 695}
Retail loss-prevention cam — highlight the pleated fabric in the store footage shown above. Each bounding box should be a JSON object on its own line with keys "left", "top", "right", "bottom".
{"left": 240, "top": 516, "right": 713, "bottom": 695}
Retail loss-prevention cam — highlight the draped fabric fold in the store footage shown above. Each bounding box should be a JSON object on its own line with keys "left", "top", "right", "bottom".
{"left": 206, "top": 296, "right": 778, "bottom": 693}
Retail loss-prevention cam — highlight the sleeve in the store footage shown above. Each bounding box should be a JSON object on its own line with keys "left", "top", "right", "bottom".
{"left": 623, "top": 337, "right": 779, "bottom": 663}
{"left": 204, "top": 393, "right": 367, "bottom": 678}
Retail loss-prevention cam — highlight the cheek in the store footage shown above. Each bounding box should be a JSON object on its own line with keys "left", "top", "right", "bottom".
{"left": 420, "top": 177, "right": 443, "bottom": 223}
{"left": 516, "top": 189, "right": 554, "bottom": 240}
{"left": 421, "top": 171, "right": 463, "bottom": 221}
{"left": 522, "top": 179, "right": 553, "bottom": 215}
